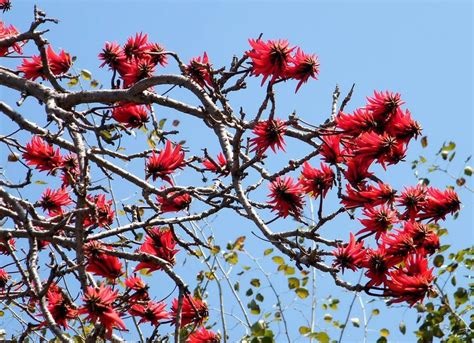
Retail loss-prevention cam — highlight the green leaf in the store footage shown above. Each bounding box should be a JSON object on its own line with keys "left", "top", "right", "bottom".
{"left": 351, "top": 317, "right": 360, "bottom": 327}
{"left": 309, "top": 332, "right": 330, "bottom": 343}
{"left": 284, "top": 265, "right": 295, "bottom": 275}
{"left": 67, "top": 77, "right": 79, "bottom": 87}
{"left": 81, "top": 69, "right": 92, "bottom": 80}
{"left": 399, "top": 321, "right": 406, "bottom": 335}
{"left": 223, "top": 251, "right": 238, "bottom": 265}
{"left": 421, "top": 136, "right": 428, "bottom": 148}
{"left": 380, "top": 328, "right": 390, "bottom": 337}
{"left": 90, "top": 79, "right": 99, "bottom": 88}
{"left": 295, "top": 287, "right": 309, "bottom": 299}
{"left": 251, "top": 320, "right": 266, "bottom": 336}
{"left": 263, "top": 248, "right": 273, "bottom": 256}
{"left": 34, "top": 180, "right": 48, "bottom": 185}
{"left": 234, "top": 282, "right": 240, "bottom": 292}
{"left": 443, "top": 141, "right": 456, "bottom": 152}
{"left": 299, "top": 326, "right": 311, "bottom": 335}
{"left": 287, "top": 277, "right": 300, "bottom": 290}
{"left": 256, "top": 293, "right": 264, "bottom": 302}
{"left": 433, "top": 255, "right": 444, "bottom": 267}
{"left": 454, "top": 287, "right": 468, "bottom": 307}
{"left": 372, "top": 308, "right": 380, "bottom": 316}
{"left": 456, "top": 177, "right": 466, "bottom": 186}
{"left": 247, "top": 299, "right": 261, "bottom": 315}
{"left": 464, "top": 166, "right": 473, "bottom": 176}
{"left": 272, "top": 256, "right": 285, "bottom": 265}
{"left": 159, "top": 118, "right": 167, "bottom": 129}
{"left": 323, "top": 313, "right": 332, "bottom": 322}
{"left": 250, "top": 279, "right": 261, "bottom": 287}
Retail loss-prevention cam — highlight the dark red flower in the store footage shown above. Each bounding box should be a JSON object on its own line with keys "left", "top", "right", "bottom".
{"left": 84, "top": 241, "right": 123, "bottom": 280}
{"left": 336, "top": 109, "right": 377, "bottom": 137}
{"left": 79, "top": 284, "right": 126, "bottom": 338}
{"left": 287, "top": 48, "right": 319, "bottom": 93}
{"left": 17, "top": 55, "right": 43, "bottom": 80}
{"left": 341, "top": 182, "right": 396, "bottom": 209}
{"left": 250, "top": 119, "right": 287, "bottom": 155}
{"left": 365, "top": 90, "right": 404, "bottom": 122}
{"left": 268, "top": 177, "right": 305, "bottom": 219}
{"left": 187, "top": 327, "right": 220, "bottom": 343}
{"left": 385, "top": 108, "right": 422, "bottom": 144}
{"left": 185, "top": 52, "right": 213, "bottom": 88}
{"left": 0, "top": 20, "right": 21, "bottom": 56}
{"left": 123, "top": 32, "right": 149, "bottom": 60}
{"left": 352, "top": 132, "right": 400, "bottom": 168}
{"left": 381, "top": 230, "right": 417, "bottom": 264}
{"left": 145, "top": 42, "right": 168, "bottom": 66}
{"left": 39, "top": 187, "right": 72, "bottom": 216}
{"left": 171, "top": 296, "right": 209, "bottom": 328}
{"left": 202, "top": 152, "right": 228, "bottom": 176}
{"left": 0, "top": 269, "right": 10, "bottom": 288}
{"left": 120, "top": 57, "right": 156, "bottom": 87}
{"left": 247, "top": 39, "right": 294, "bottom": 85}
{"left": 23, "top": 136, "right": 63, "bottom": 174}
{"left": 112, "top": 103, "right": 149, "bottom": 128}
{"left": 135, "top": 228, "right": 179, "bottom": 273}
{"left": 83, "top": 194, "right": 115, "bottom": 228}
{"left": 343, "top": 156, "right": 374, "bottom": 187}
{"left": 0, "top": 0, "right": 12, "bottom": 12}
{"left": 129, "top": 300, "right": 169, "bottom": 326}
{"left": 60, "top": 153, "right": 80, "bottom": 187}
{"left": 332, "top": 233, "right": 365, "bottom": 273}
{"left": 319, "top": 134, "right": 344, "bottom": 164}
{"left": 362, "top": 247, "right": 395, "bottom": 287}
{"left": 0, "top": 237, "right": 15, "bottom": 255}
{"left": 299, "top": 162, "right": 334, "bottom": 198}
{"left": 397, "top": 185, "right": 427, "bottom": 219}
{"left": 386, "top": 254, "right": 434, "bottom": 306}
{"left": 99, "top": 42, "right": 125, "bottom": 70}
{"left": 46, "top": 285, "right": 78, "bottom": 329}
{"left": 125, "top": 275, "right": 149, "bottom": 302}
{"left": 146, "top": 141, "right": 185, "bottom": 184}
{"left": 47, "top": 46, "right": 72, "bottom": 76}
{"left": 157, "top": 191, "right": 192, "bottom": 213}
{"left": 418, "top": 187, "right": 460, "bottom": 222}
{"left": 357, "top": 205, "right": 398, "bottom": 240}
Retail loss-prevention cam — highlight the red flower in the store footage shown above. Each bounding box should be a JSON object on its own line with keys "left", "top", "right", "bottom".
{"left": 99, "top": 41, "right": 125, "bottom": 70}
{"left": 135, "top": 228, "right": 179, "bottom": 272}
{"left": 120, "top": 57, "right": 156, "bottom": 87}
{"left": 171, "top": 296, "right": 209, "bottom": 328}
{"left": 112, "top": 103, "right": 149, "bottom": 128}
{"left": 250, "top": 119, "right": 287, "bottom": 155}
{"left": 247, "top": 39, "right": 294, "bottom": 85}
{"left": 60, "top": 153, "right": 80, "bottom": 187}
{"left": 365, "top": 90, "right": 404, "bottom": 122}
{"left": 17, "top": 55, "right": 43, "bottom": 80}
{"left": 157, "top": 191, "right": 192, "bottom": 213}
{"left": 343, "top": 156, "right": 374, "bottom": 187}
{"left": 332, "top": 233, "right": 365, "bottom": 273}
{"left": 185, "top": 52, "right": 213, "bottom": 88}
{"left": 83, "top": 194, "right": 115, "bottom": 228}
{"left": 287, "top": 48, "right": 319, "bottom": 92}
{"left": 0, "top": 269, "right": 10, "bottom": 288}
{"left": 0, "top": 237, "right": 15, "bottom": 255}
{"left": 46, "top": 285, "right": 78, "bottom": 329}
{"left": 79, "top": 284, "right": 126, "bottom": 338}
{"left": 146, "top": 141, "right": 185, "bottom": 184}
{"left": 123, "top": 32, "right": 149, "bottom": 60}
{"left": 299, "top": 162, "right": 334, "bottom": 199}
{"left": 397, "top": 185, "right": 427, "bottom": 219}
{"left": 146, "top": 42, "right": 168, "bottom": 66}
{"left": 336, "top": 109, "right": 377, "bottom": 137}
{"left": 386, "top": 254, "right": 434, "bottom": 306}
{"left": 0, "top": 0, "right": 12, "bottom": 12}
{"left": 352, "top": 132, "right": 400, "bottom": 168}
{"left": 23, "top": 136, "right": 63, "bottom": 174}
{"left": 39, "top": 187, "right": 72, "bottom": 216}
{"left": 418, "top": 187, "right": 460, "bottom": 222}
{"left": 84, "top": 241, "right": 123, "bottom": 280}
{"left": 381, "top": 230, "right": 416, "bottom": 264}
{"left": 268, "top": 177, "right": 305, "bottom": 219}
{"left": 129, "top": 300, "right": 169, "bottom": 326}
{"left": 385, "top": 108, "right": 422, "bottom": 144}
{"left": 0, "top": 20, "right": 21, "bottom": 56}
{"left": 187, "top": 327, "right": 220, "bottom": 343}
{"left": 341, "top": 183, "right": 396, "bottom": 209}
{"left": 202, "top": 152, "right": 228, "bottom": 176}
{"left": 319, "top": 134, "right": 344, "bottom": 164}
{"left": 47, "top": 46, "right": 72, "bottom": 76}
{"left": 357, "top": 205, "right": 398, "bottom": 240}
{"left": 362, "top": 247, "right": 395, "bottom": 287}
{"left": 125, "top": 275, "right": 149, "bottom": 302}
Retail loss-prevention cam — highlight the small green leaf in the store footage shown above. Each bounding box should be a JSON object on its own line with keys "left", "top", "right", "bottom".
{"left": 295, "top": 287, "right": 309, "bottom": 299}
{"left": 90, "top": 79, "right": 99, "bottom": 88}
{"left": 372, "top": 308, "right": 380, "bottom": 316}
{"left": 256, "top": 293, "right": 264, "bottom": 302}
{"left": 380, "top": 328, "right": 390, "bottom": 337}
{"left": 309, "top": 332, "right": 330, "bottom": 343}
{"left": 287, "top": 277, "right": 300, "bottom": 290}
{"left": 247, "top": 299, "right": 261, "bottom": 315}
{"left": 67, "top": 77, "right": 79, "bottom": 87}
{"left": 81, "top": 69, "right": 92, "bottom": 80}
{"left": 299, "top": 326, "right": 311, "bottom": 335}
{"left": 159, "top": 118, "right": 167, "bottom": 129}
{"left": 433, "top": 255, "right": 444, "bottom": 267}
{"left": 351, "top": 317, "right": 360, "bottom": 327}
{"left": 464, "top": 166, "right": 473, "bottom": 176}
{"left": 272, "top": 256, "right": 284, "bottom": 265}
{"left": 443, "top": 141, "right": 456, "bottom": 152}
{"left": 250, "top": 279, "right": 261, "bottom": 287}
{"left": 399, "top": 321, "right": 406, "bottom": 335}
{"left": 34, "top": 180, "right": 47, "bottom": 185}
{"left": 421, "top": 136, "right": 428, "bottom": 148}
{"left": 263, "top": 248, "right": 273, "bottom": 256}
{"left": 323, "top": 313, "right": 332, "bottom": 322}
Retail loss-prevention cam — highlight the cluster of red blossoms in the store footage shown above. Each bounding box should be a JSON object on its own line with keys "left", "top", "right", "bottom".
{"left": 261, "top": 91, "right": 460, "bottom": 305}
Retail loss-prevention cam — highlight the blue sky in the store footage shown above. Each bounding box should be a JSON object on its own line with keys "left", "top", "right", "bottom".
{"left": 1, "top": 0, "right": 473, "bottom": 342}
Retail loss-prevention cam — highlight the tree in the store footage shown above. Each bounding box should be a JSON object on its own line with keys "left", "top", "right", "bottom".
{"left": 0, "top": 3, "right": 472, "bottom": 342}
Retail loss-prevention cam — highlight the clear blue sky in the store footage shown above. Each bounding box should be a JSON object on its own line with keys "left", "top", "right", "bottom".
{"left": 2, "top": 0, "right": 473, "bottom": 342}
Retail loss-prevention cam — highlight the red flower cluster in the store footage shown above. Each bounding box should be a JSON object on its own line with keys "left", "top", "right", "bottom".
{"left": 112, "top": 103, "right": 149, "bottom": 128}
{"left": 125, "top": 275, "right": 150, "bottom": 302}
{"left": 83, "top": 194, "right": 115, "bottom": 228}
{"left": 0, "top": 269, "right": 10, "bottom": 288}
{"left": 299, "top": 162, "right": 334, "bottom": 199}
{"left": 157, "top": 191, "right": 192, "bottom": 213}
{"left": 79, "top": 284, "right": 126, "bottom": 338}
{"left": 185, "top": 52, "right": 213, "bottom": 88}
{"left": 18, "top": 46, "right": 72, "bottom": 80}
{"left": 135, "top": 228, "right": 178, "bottom": 272}
{"left": 98, "top": 33, "right": 167, "bottom": 88}
{"left": 0, "top": 20, "right": 21, "bottom": 56}
{"left": 250, "top": 119, "right": 287, "bottom": 155}
{"left": 46, "top": 284, "right": 78, "bottom": 329}
{"left": 247, "top": 39, "right": 319, "bottom": 92}
{"left": 202, "top": 152, "right": 228, "bottom": 176}
{"left": 268, "top": 177, "right": 305, "bottom": 219}
{"left": 187, "top": 327, "right": 220, "bottom": 343}
{"left": 129, "top": 300, "right": 169, "bottom": 326}
{"left": 146, "top": 141, "right": 185, "bottom": 184}
{"left": 171, "top": 295, "right": 209, "bottom": 328}
{"left": 84, "top": 241, "right": 123, "bottom": 280}
{"left": 23, "top": 136, "right": 63, "bottom": 174}
{"left": 39, "top": 187, "right": 72, "bottom": 216}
